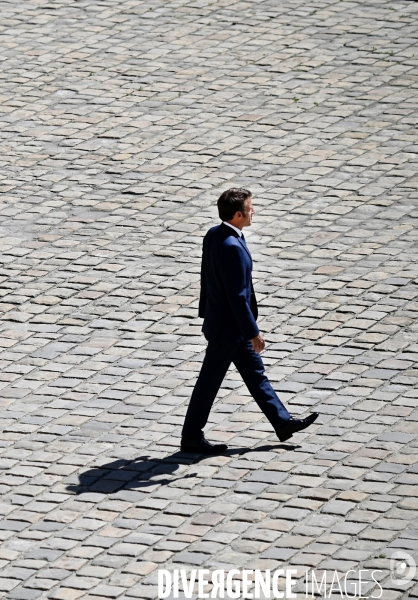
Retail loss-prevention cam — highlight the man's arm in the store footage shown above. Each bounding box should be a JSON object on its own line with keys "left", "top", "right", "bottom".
{"left": 251, "top": 332, "right": 265, "bottom": 353}
{"left": 198, "top": 234, "right": 207, "bottom": 318}
{"left": 220, "top": 244, "right": 260, "bottom": 341}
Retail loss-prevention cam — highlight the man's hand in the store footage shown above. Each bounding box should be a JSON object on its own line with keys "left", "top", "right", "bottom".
{"left": 251, "top": 333, "right": 265, "bottom": 353}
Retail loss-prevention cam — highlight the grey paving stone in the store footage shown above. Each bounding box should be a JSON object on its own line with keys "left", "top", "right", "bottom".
{"left": 7, "top": 589, "right": 42, "bottom": 600}
{"left": 261, "top": 548, "right": 298, "bottom": 561}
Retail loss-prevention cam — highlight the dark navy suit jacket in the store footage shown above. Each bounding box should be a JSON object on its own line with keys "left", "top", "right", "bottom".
{"left": 198, "top": 223, "right": 259, "bottom": 342}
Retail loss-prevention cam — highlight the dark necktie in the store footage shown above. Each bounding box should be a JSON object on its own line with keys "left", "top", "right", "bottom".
{"left": 241, "top": 234, "right": 250, "bottom": 258}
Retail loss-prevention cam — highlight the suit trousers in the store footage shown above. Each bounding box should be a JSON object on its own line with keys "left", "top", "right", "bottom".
{"left": 182, "top": 338, "right": 291, "bottom": 441}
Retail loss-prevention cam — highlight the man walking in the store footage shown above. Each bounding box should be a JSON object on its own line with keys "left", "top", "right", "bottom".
{"left": 181, "top": 188, "right": 318, "bottom": 454}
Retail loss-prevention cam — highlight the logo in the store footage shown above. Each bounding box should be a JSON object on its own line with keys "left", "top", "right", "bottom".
{"left": 390, "top": 551, "right": 416, "bottom": 586}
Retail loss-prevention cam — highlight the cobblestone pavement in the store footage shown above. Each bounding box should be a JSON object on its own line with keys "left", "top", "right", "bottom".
{"left": 0, "top": 0, "right": 418, "bottom": 598}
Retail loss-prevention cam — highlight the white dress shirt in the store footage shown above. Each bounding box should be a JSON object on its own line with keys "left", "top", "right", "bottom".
{"left": 223, "top": 221, "right": 243, "bottom": 237}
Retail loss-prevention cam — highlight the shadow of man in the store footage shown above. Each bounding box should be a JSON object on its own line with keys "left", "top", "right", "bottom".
{"left": 66, "top": 443, "right": 299, "bottom": 496}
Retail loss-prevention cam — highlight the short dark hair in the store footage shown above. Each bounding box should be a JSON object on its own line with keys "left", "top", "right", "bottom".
{"left": 217, "top": 188, "right": 251, "bottom": 221}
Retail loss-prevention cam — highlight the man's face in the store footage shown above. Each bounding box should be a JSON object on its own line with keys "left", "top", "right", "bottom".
{"left": 242, "top": 196, "right": 255, "bottom": 227}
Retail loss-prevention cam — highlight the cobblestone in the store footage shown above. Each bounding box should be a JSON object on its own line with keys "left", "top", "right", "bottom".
{"left": 0, "top": 0, "right": 417, "bottom": 598}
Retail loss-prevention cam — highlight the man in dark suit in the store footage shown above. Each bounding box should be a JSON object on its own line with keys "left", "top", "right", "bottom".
{"left": 181, "top": 188, "right": 318, "bottom": 454}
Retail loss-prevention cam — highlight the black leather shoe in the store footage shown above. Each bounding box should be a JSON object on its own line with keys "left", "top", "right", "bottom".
{"left": 180, "top": 436, "right": 228, "bottom": 455}
{"left": 276, "top": 413, "right": 319, "bottom": 442}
